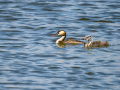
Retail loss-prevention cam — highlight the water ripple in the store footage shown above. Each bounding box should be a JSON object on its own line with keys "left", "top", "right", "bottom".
{"left": 0, "top": 0, "right": 120, "bottom": 90}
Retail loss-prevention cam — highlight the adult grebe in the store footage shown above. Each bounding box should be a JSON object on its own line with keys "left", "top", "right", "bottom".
{"left": 81, "top": 35, "right": 110, "bottom": 47}
{"left": 53, "top": 30, "right": 85, "bottom": 44}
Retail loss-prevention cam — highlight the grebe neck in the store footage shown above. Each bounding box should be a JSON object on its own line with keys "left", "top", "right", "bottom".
{"left": 56, "top": 35, "right": 66, "bottom": 43}
{"left": 88, "top": 38, "right": 93, "bottom": 46}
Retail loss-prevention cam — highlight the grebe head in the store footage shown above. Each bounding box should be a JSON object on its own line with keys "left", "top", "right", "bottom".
{"left": 81, "top": 35, "right": 93, "bottom": 42}
{"left": 52, "top": 30, "right": 66, "bottom": 37}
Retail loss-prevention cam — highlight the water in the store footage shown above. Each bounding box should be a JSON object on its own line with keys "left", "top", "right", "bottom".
{"left": 0, "top": 0, "right": 120, "bottom": 90}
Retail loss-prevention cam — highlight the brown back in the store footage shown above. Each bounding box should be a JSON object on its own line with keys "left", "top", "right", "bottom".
{"left": 85, "top": 41, "right": 110, "bottom": 47}
{"left": 92, "top": 41, "right": 110, "bottom": 47}
{"left": 63, "top": 39, "right": 85, "bottom": 44}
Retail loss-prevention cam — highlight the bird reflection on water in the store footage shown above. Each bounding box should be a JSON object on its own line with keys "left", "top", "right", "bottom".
{"left": 56, "top": 43, "right": 81, "bottom": 48}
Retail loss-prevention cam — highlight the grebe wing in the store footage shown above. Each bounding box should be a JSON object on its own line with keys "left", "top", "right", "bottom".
{"left": 63, "top": 39, "right": 85, "bottom": 44}
{"left": 92, "top": 41, "right": 110, "bottom": 47}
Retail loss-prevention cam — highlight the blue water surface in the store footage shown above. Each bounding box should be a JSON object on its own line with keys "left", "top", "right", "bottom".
{"left": 0, "top": 0, "right": 120, "bottom": 90}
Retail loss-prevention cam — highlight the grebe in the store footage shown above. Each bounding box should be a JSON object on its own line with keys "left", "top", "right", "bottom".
{"left": 53, "top": 30, "right": 85, "bottom": 44}
{"left": 81, "top": 35, "right": 110, "bottom": 47}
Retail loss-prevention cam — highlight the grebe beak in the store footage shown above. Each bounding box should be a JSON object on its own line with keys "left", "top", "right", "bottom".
{"left": 81, "top": 37, "right": 85, "bottom": 40}
{"left": 52, "top": 33, "right": 58, "bottom": 37}
{"left": 81, "top": 37, "right": 86, "bottom": 40}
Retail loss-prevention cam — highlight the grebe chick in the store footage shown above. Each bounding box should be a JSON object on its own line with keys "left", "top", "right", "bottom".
{"left": 81, "top": 35, "right": 110, "bottom": 47}
{"left": 53, "top": 30, "right": 85, "bottom": 44}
